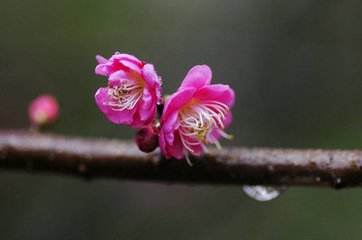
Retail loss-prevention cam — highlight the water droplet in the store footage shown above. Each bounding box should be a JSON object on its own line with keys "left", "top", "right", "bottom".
{"left": 242, "top": 185, "right": 286, "bottom": 202}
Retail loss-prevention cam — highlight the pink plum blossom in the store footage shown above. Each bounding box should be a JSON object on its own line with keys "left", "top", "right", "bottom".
{"left": 95, "top": 52, "right": 162, "bottom": 128}
{"left": 159, "top": 65, "right": 235, "bottom": 159}
{"left": 28, "top": 95, "right": 59, "bottom": 126}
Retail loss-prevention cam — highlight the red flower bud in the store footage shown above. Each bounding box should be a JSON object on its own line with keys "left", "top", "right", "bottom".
{"left": 135, "top": 125, "right": 159, "bottom": 153}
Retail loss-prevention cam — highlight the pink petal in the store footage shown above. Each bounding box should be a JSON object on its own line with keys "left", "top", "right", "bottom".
{"left": 119, "top": 60, "right": 141, "bottom": 74}
{"left": 108, "top": 70, "right": 129, "bottom": 86}
{"left": 166, "top": 131, "right": 185, "bottom": 159}
{"left": 95, "top": 53, "right": 143, "bottom": 77}
{"left": 194, "top": 84, "right": 235, "bottom": 107}
{"left": 109, "top": 53, "right": 142, "bottom": 65}
{"left": 162, "top": 87, "right": 196, "bottom": 121}
{"left": 162, "top": 111, "right": 178, "bottom": 134}
{"left": 95, "top": 61, "right": 130, "bottom": 77}
{"left": 95, "top": 64, "right": 110, "bottom": 76}
{"left": 179, "top": 65, "right": 212, "bottom": 90}
{"left": 129, "top": 111, "right": 147, "bottom": 128}
{"left": 160, "top": 130, "right": 184, "bottom": 159}
{"left": 160, "top": 88, "right": 198, "bottom": 160}
{"left": 138, "top": 87, "right": 156, "bottom": 122}
{"left": 159, "top": 131, "right": 170, "bottom": 158}
{"left": 223, "top": 111, "right": 233, "bottom": 127}
{"left": 142, "top": 63, "right": 161, "bottom": 89}
{"left": 96, "top": 55, "right": 108, "bottom": 64}
{"left": 95, "top": 88, "right": 136, "bottom": 125}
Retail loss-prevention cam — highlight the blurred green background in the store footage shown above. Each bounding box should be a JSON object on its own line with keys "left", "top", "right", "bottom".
{"left": 1, "top": 0, "right": 362, "bottom": 239}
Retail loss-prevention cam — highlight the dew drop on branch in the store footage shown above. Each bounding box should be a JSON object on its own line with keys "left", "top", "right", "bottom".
{"left": 242, "top": 185, "right": 287, "bottom": 202}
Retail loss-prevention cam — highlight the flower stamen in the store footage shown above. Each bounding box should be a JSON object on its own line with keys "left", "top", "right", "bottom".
{"left": 178, "top": 100, "right": 232, "bottom": 153}
{"left": 104, "top": 78, "right": 144, "bottom": 111}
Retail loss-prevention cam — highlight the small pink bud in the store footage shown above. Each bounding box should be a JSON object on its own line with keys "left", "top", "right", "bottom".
{"left": 28, "top": 95, "right": 59, "bottom": 126}
{"left": 135, "top": 125, "right": 159, "bottom": 153}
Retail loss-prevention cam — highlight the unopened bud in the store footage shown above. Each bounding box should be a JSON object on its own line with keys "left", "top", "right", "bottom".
{"left": 135, "top": 125, "right": 159, "bottom": 153}
{"left": 28, "top": 95, "right": 59, "bottom": 127}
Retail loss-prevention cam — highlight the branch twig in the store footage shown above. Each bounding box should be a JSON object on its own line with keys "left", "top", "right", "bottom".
{"left": 0, "top": 130, "right": 361, "bottom": 188}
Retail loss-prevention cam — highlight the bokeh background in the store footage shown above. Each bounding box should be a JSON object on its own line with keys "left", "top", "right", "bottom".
{"left": 1, "top": 0, "right": 362, "bottom": 239}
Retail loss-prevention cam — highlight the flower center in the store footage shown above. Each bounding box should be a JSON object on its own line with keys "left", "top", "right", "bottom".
{"left": 104, "top": 78, "right": 144, "bottom": 111}
{"left": 178, "top": 100, "right": 232, "bottom": 153}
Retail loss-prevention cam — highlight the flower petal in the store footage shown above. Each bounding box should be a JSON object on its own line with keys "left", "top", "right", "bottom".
{"left": 159, "top": 131, "right": 170, "bottom": 158}
{"left": 119, "top": 60, "right": 142, "bottom": 74}
{"left": 95, "top": 53, "right": 143, "bottom": 77}
{"left": 179, "top": 65, "right": 212, "bottom": 90}
{"left": 108, "top": 70, "right": 128, "bottom": 86}
{"left": 139, "top": 87, "right": 156, "bottom": 122}
{"left": 96, "top": 55, "right": 108, "bottom": 64}
{"left": 162, "top": 87, "right": 196, "bottom": 121}
{"left": 95, "top": 63, "right": 111, "bottom": 76}
{"left": 162, "top": 111, "right": 178, "bottom": 134}
{"left": 194, "top": 84, "right": 235, "bottom": 107}
{"left": 109, "top": 53, "right": 142, "bottom": 66}
{"left": 142, "top": 63, "right": 161, "bottom": 89}
{"left": 166, "top": 131, "right": 185, "bottom": 159}
{"left": 95, "top": 87, "right": 136, "bottom": 125}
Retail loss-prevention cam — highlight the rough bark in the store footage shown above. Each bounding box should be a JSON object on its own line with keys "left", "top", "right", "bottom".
{"left": 1, "top": 130, "right": 362, "bottom": 188}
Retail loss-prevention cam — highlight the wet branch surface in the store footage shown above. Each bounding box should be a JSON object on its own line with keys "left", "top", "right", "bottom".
{"left": 1, "top": 130, "right": 362, "bottom": 188}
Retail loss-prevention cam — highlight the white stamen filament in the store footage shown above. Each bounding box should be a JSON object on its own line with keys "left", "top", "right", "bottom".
{"left": 103, "top": 78, "right": 144, "bottom": 111}
{"left": 178, "top": 100, "right": 232, "bottom": 154}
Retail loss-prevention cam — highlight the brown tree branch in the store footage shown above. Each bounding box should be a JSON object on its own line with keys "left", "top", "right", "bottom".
{"left": 0, "top": 130, "right": 361, "bottom": 188}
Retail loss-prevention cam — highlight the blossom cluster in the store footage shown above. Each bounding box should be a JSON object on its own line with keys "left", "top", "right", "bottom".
{"left": 95, "top": 52, "right": 235, "bottom": 161}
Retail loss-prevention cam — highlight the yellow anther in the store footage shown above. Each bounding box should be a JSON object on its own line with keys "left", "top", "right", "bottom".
{"left": 225, "top": 134, "right": 234, "bottom": 140}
